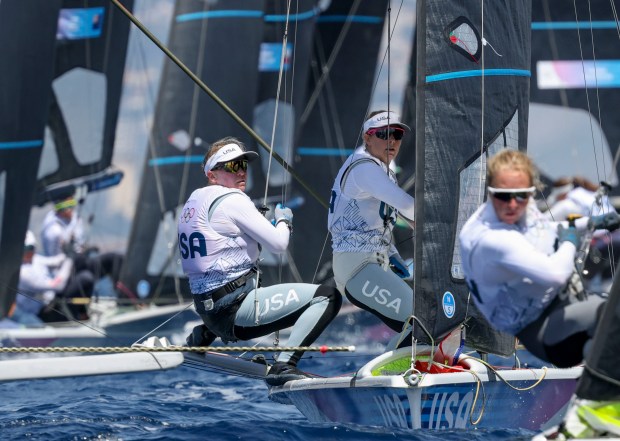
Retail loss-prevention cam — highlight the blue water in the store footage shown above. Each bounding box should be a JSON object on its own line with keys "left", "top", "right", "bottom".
{"left": 0, "top": 349, "right": 538, "bottom": 441}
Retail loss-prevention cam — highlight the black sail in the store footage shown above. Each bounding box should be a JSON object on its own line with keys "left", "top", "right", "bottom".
{"left": 413, "top": 0, "right": 531, "bottom": 354}
{"left": 36, "top": 0, "right": 133, "bottom": 203}
{"left": 0, "top": 1, "right": 62, "bottom": 318}
{"left": 119, "top": 0, "right": 265, "bottom": 298}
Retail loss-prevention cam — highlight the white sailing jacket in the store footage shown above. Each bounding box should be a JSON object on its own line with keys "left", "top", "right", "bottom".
{"left": 178, "top": 185, "right": 290, "bottom": 294}
{"left": 328, "top": 147, "right": 415, "bottom": 254}
{"left": 459, "top": 200, "right": 580, "bottom": 334}
{"left": 40, "top": 210, "right": 85, "bottom": 257}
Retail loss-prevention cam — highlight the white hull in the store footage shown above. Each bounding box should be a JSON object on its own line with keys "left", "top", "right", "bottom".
{"left": 0, "top": 351, "right": 183, "bottom": 381}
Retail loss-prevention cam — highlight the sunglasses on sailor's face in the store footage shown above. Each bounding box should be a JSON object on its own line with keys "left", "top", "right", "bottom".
{"left": 488, "top": 187, "right": 534, "bottom": 203}
{"left": 367, "top": 127, "right": 405, "bottom": 141}
{"left": 212, "top": 159, "right": 248, "bottom": 173}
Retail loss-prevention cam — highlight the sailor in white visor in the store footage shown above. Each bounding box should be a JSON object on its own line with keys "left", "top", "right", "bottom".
{"left": 179, "top": 136, "right": 342, "bottom": 386}
{"left": 328, "top": 110, "right": 415, "bottom": 348}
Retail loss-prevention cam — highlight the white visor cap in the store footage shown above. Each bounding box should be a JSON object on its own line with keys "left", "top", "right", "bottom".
{"left": 362, "top": 111, "right": 411, "bottom": 133}
{"left": 204, "top": 143, "right": 259, "bottom": 174}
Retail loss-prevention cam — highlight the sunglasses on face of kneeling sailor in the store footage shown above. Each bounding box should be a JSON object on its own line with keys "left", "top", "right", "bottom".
{"left": 211, "top": 159, "right": 248, "bottom": 173}
{"left": 366, "top": 127, "right": 405, "bottom": 141}
{"left": 487, "top": 186, "right": 536, "bottom": 202}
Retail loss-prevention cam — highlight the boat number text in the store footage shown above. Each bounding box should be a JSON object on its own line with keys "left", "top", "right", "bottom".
{"left": 374, "top": 394, "right": 409, "bottom": 428}
{"left": 427, "top": 390, "right": 473, "bottom": 429}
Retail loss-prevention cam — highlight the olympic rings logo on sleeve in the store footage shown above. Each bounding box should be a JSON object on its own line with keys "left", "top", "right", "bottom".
{"left": 182, "top": 207, "right": 195, "bottom": 223}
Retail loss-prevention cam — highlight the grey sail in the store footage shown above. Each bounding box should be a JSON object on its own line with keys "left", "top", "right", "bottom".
{"left": 0, "top": 1, "right": 62, "bottom": 318}
{"left": 413, "top": 0, "right": 531, "bottom": 355}
{"left": 119, "top": 0, "right": 266, "bottom": 299}
{"left": 36, "top": 0, "right": 134, "bottom": 203}
{"left": 292, "top": 0, "right": 388, "bottom": 282}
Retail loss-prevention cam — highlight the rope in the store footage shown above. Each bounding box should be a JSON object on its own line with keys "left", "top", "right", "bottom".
{"left": 0, "top": 345, "right": 355, "bottom": 354}
{"left": 459, "top": 355, "right": 549, "bottom": 391}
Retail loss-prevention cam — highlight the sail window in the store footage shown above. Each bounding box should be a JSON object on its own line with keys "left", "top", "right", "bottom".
{"left": 445, "top": 17, "right": 481, "bottom": 62}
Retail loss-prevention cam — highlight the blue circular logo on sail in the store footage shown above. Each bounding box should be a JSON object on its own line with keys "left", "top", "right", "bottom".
{"left": 442, "top": 292, "right": 455, "bottom": 318}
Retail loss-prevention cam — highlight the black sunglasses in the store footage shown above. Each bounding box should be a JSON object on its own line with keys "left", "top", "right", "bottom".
{"left": 488, "top": 187, "right": 534, "bottom": 203}
{"left": 367, "top": 127, "right": 405, "bottom": 141}
{"left": 212, "top": 159, "right": 248, "bottom": 173}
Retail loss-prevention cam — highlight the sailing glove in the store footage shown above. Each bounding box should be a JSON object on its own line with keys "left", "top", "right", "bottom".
{"left": 274, "top": 203, "right": 293, "bottom": 231}
{"left": 389, "top": 254, "right": 411, "bottom": 279}
{"left": 588, "top": 211, "right": 620, "bottom": 232}
{"left": 557, "top": 224, "right": 581, "bottom": 248}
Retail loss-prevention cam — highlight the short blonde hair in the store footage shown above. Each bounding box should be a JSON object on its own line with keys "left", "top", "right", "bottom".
{"left": 487, "top": 149, "right": 541, "bottom": 189}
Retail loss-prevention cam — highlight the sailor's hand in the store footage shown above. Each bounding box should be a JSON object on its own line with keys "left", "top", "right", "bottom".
{"left": 389, "top": 254, "right": 411, "bottom": 279}
{"left": 274, "top": 203, "right": 293, "bottom": 231}
{"left": 588, "top": 211, "right": 620, "bottom": 232}
{"left": 557, "top": 224, "right": 581, "bottom": 248}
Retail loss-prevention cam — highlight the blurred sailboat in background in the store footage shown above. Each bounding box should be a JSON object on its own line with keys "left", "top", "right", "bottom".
{"left": 0, "top": 0, "right": 197, "bottom": 350}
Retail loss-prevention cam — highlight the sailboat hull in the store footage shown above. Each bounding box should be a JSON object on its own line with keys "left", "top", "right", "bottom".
{"left": 270, "top": 366, "right": 580, "bottom": 431}
{"left": 0, "top": 303, "right": 197, "bottom": 347}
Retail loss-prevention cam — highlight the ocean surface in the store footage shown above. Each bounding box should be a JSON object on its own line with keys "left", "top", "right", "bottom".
{"left": 0, "top": 330, "right": 541, "bottom": 441}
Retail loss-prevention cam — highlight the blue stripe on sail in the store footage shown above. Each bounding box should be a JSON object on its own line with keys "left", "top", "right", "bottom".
{"left": 297, "top": 147, "right": 354, "bottom": 156}
{"left": 427, "top": 69, "right": 531, "bottom": 83}
{"left": 176, "top": 10, "right": 263, "bottom": 23}
{"left": 317, "top": 15, "right": 382, "bottom": 24}
{"left": 265, "top": 9, "right": 318, "bottom": 22}
{"left": 149, "top": 156, "right": 203, "bottom": 166}
{"left": 532, "top": 21, "right": 619, "bottom": 30}
{"left": 0, "top": 140, "right": 43, "bottom": 149}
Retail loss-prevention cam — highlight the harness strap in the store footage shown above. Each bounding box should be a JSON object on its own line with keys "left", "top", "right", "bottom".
{"left": 194, "top": 267, "right": 259, "bottom": 303}
{"left": 208, "top": 192, "right": 237, "bottom": 221}
{"left": 339, "top": 158, "right": 379, "bottom": 190}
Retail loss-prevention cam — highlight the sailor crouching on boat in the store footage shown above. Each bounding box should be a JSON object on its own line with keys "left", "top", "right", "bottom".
{"left": 179, "top": 137, "right": 342, "bottom": 386}
{"left": 328, "top": 111, "right": 415, "bottom": 344}
{"left": 459, "top": 149, "right": 620, "bottom": 368}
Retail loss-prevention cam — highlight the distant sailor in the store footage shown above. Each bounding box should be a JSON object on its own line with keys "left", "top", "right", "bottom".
{"left": 41, "top": 194, "right": 123, "bottom": 293}
{"left": 328, "top": 110, "right": 415, "bottom": 345}
{"left": 178, "top": 136, "right": 341, "bottom": 386}
{"left": 459, "top": 149, "right": 620, "bottom": 437}
{"left": 15, "top": 230, "right": 91, "bottom": 322}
